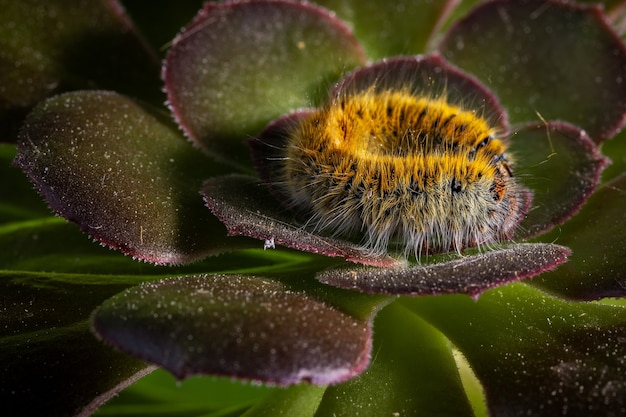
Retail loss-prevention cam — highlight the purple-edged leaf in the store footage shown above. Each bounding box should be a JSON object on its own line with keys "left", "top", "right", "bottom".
{"left": 15, "top": 90, "right": 247, "bottom": 265}
{"left": 404, "top": 283, "right": 626, "bottom": 417}
{"left": 531, "top": 173, "right": 626, "bottom": 300}
{"left": 0, "top": 0, "right": 161, "bottom": 139}
{"left": 163, "top": 0, "right": 366, "bottom": 168}
{"left": 511, "top": 121, "right": 609, "bottom": 239}
{"left": 202, "top": 174, "right": 401, "bottom": 267}
{"left": 440, "top": 0, "right": 626, "bottom": 142}
{"left": 316, "top": 243, "right": 570, "bottom": 297}
{"left": 312, "top": 0, "right": 458, "bottom": 59}
{"left": 332, "top": 54, "right": 510, "bottom": 135}
{"left": 316, "top": 302, "right": 475, "bottom": 417}
{"left": 92, "top": 274, "right": 373, "bottom": 385}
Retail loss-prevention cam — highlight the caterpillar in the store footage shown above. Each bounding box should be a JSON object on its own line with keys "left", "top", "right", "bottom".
{"left": 275, "top": 87, "right": 531, "bottom": 258}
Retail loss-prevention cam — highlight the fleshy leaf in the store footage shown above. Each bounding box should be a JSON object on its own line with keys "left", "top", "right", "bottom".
{"left": 440, "top": 0, "right": 626, "bottom": 141}
{"left": 511, "top": 121, "right": 609, "bottom": 239}
{"left": 531, "top": 173, "right": 626, "bottom": 300}
{"left": 404, "top": 283, "right": 626, "bottom": 417}
{"left": 0, "top": 271, "right": 154, "bottom": 417}
{"left": 437, "top": 0, "right": 483, "bottom": 34}
{"left": 316, "top": 243, "right": 570, "bottom": 297}
{"left": 202, "top": 174, "right": 401, "bottom": 267}
{"left": 332, "top": 54, "right": 510, "bottom": 135}
{"left": 241, "top": 384, "right": 325, "bottom": 417}
{"left": 315, "top": 302, "right": 475, "bottom": 417}
{"left": 312, "top": 0, "right": 458, "bottom": 59}
{"left": 163, "top": 0, "right": 366, "bottom": 168}
{"left": 92, "top": 274, "right": 374, "bottom": 385}
{"left": 0, "top": 0, "right": 161, "bottom": 138}
{"left": 98, "top": 369, "right": 279, "bottom": 416}
{"left": 15, "top": 90, "right": 246, "bottom": 265}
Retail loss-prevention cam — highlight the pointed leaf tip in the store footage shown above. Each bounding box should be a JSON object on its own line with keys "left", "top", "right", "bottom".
{"left": 316, "top": 243, "right": 571, "bottom": 296}
{"left": 92, "top": 274, "right": 373, "bottom": 385}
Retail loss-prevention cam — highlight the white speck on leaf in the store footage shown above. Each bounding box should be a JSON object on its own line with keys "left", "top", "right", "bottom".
{"left": 263, "top": 237, "right": 275, "bottom": 250}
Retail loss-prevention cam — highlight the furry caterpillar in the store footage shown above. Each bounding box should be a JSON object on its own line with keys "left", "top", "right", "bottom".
{"left": 278, "top": 88, "right": 530, "bottom": 258}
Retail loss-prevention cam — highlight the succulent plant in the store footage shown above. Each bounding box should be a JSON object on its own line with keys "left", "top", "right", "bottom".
{"left": 3, "top": 0, "right": 626, "bottom": 416}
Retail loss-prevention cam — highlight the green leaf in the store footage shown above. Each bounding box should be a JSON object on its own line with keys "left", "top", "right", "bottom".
{"left": 15, "top": 90, "right": 249, "bottom": 265}
{"left": 163, "top": 0, "right": 366, "bottom": 169}
{"left": 315, "top": 302, "right": 475, "bottom": 417}
{"left": 531, "top": 173, "right": 626, "bottom": 300}
{"left": 311, "top": 0, "right": 458, "bottom": 59}
{"left": 403, "top": 283, "right": 626, "bottom": 416}
{"left": 94, "top": 369, "right": 277, "bottom": 417}
{"left": 440, "top": 0, "right": 626, "bottom": 141}
{"left": 241, "top": 384, "right": 325, "bottom": 417}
